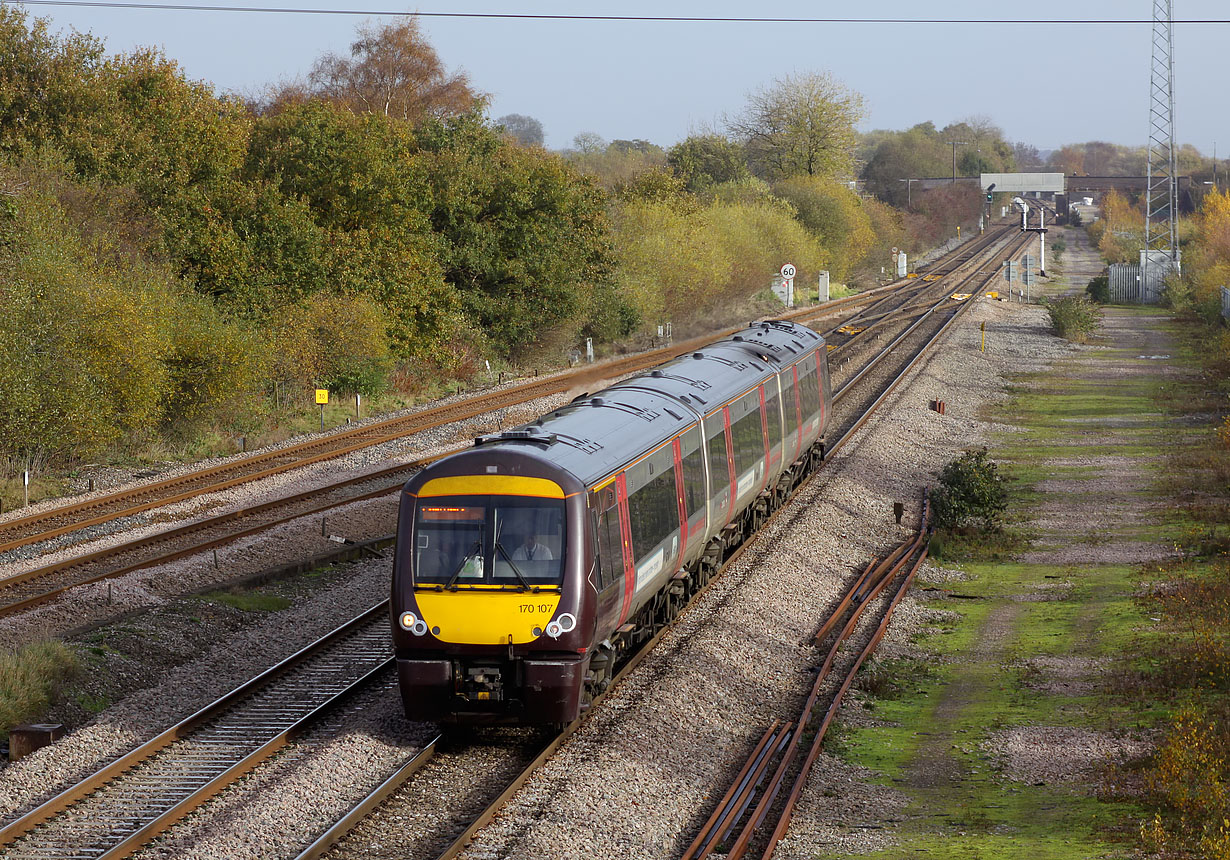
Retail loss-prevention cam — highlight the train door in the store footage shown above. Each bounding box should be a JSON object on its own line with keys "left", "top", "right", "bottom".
{"left": 615, "top": 475, "right": 635, "bottom": 626}
{"left": 677, "top": 424, "right": 707, "bottom": 566}
{"left": 592, "top": 483, "right": 625, "bottom": 633}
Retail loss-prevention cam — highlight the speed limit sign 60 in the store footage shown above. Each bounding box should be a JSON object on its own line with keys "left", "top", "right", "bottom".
{"left": 780, "top": 263, "right": 796, "bottom": 279}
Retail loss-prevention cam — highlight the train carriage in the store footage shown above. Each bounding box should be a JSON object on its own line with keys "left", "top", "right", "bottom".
{"left": 391, "top": 320, "right": 832, "bottom": 725}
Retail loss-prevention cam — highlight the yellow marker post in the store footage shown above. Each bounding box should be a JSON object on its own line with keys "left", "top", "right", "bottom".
{"left": 315, "top": 388, "right": 329, "bottom": 431}
{"left": 981, "top": 321, "right": 986, "bottom": 353}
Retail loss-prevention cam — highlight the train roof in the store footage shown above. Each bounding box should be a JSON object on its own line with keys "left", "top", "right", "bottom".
{"left": 470, "top": 320, "right": 825, "bottom": 489}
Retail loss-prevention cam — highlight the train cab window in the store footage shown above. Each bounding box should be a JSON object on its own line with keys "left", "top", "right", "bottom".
{"left": 414, "top": 498, "right": 565, "bottom": 588}
{"left": 680, "top": 425, "right": 706, "bottom": 517}
{"left": 415, "top": 505, "right": 485, "bottom": 582}
{"left": 764, "top": 379, "right": 782, "bottom": 449}
{"left": 493, "top": 503, "right": 564, "bottom": 584}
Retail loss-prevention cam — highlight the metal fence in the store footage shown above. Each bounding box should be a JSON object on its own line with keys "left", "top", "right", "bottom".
{"left": 1108, "top": 262, "right": 1167, "bottom": 304}
{"left": 1222, "top": 285, "right": 1230, "bottom": 321}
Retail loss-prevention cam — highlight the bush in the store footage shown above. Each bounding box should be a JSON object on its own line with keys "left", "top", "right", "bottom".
{"left": 272, "top": 292, "right": 393, "bottom": 396}
{"left": 1045, "top": 294, "right": 1102, "bottom": 343}
{"left": 929, "top": 448, "right": 1007, "bottom": 532}
{"left": 0, "top": 641, "right": 78, "bottom": 734}
{"left": 1086, "top": 273, "right": 1110, "bottom": 303}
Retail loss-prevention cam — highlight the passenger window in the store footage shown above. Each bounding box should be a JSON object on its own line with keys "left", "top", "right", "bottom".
{"left": 627, "top": 467, "right": 679, "bottom": 562}
{"left": 764, "top": 381, "right": 782, "bottom": 449}
{"left": 705, "top": 415, "right": 730, "bottom": 497}
{"left": 782, "top": 370, "right": 799, "bottom": 436}
{"left": 595, "top": 487, "right": 623, "bottom": 591}
{"left": 680, "top": 425, "right": 705, "bottom": 516}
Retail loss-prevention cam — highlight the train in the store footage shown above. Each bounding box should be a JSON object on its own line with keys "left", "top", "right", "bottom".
{"left": 390, "top": 319, "right": 833, "bottom": 726}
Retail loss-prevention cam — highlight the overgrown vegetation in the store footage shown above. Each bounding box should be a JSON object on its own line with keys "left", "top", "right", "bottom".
{"left": 0, "top": 641, "right": 79, "bottom": 736}
{"left": 1086, "top": 273, "right": 1110, "bottom": 304}
{"left": 928, "top": 448, "right": 1007, "bottom": 533}
{"left": 0, "top": 7, "right": 983, "bottom": 497}
{"left": 1044, "top": 295, "right": 1102, "bottom": 343}
{"left": 1074, "top": 167, "right": 1230, "bottom": 860}
{"left": 201, "top": 590, "right": 293, "bottom": 613}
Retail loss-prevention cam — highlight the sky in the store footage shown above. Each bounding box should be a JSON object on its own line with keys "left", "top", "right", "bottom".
{"left": 11, "top": 0, "right": 1230, "bottom": 158}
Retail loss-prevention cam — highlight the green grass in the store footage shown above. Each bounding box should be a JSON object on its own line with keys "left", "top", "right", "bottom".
{"left": 199, "top": 590, "right": 293, "bottom": 613}
{"left": 73, "top": 692, "right": 111, "bottom": 714}
{"left": 820, "top": 305, "right": 1200, "bottom": 857}
{"left": 0, "top": 642, "right": 79, "bottom": 734}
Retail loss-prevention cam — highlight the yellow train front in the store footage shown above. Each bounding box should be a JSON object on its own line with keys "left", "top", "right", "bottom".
{"left": 391, "top": 319, "right": 832, "bottom": 726}
{"left": 392, "top": 449, "right": 593, "bottom": 725}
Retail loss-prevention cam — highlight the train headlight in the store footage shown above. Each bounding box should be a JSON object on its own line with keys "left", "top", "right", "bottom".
{"left": 545, "top": 621, "right": 562, "bottom": 639}
{"left": 399, "top": 611, "right": 429, "bottom": 636}
{"left": 556, "top": 613, "right": 576, "bottom": 633}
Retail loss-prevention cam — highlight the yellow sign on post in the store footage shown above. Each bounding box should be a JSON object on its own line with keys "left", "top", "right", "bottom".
{"left": 315, "top": 389, "right": 329, "bottom": 405}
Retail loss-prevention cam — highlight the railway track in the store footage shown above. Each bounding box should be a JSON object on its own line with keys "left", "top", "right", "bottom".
{"left": 272, "top": 231, "right": 1021, "bottom": 860}
{"left": 0, "top": 604, "right": 394, "bottom": 859}
{"left": 682, "top": 517, "right": 931, "bottom": 860}
{"left": 0, "top": 222, "right": 1020, "bottom": 858}
{"left": 0, "top": 291, "right": 885, "bottom": 560}
{"left": 0, "top": 223, "right": 1031, "bottom": 623}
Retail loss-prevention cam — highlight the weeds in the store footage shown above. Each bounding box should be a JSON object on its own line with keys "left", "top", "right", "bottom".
{"left": 200, "top": 591, "right": 293, "bottom": 613}
{"left": 0, "top": 642, "right": 79, "bottom": 734}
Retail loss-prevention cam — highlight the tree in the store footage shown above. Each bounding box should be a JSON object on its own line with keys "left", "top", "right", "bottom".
{"left": 565, "top": 135, "right": 667, "bottom": 191}
{"left": 497, "top": 113, "right": 544, "bottom": 146}
{"left": 412, "top": 112, "right": 615, "bottom": 357}
{"left": 571, "top": 131, "right": 606, "bottom": 154}
{"left": 772, "top": 175, "right": 873, "bottom": 280}
{"left": 1012, "top": 142, "right": 1044, "bottom": 171}
{"left": 727, "top": 72, "right": 864, "bottom": 181}
{"left": 860, "top": 123, "right": 950, "bottom": 205}
{"left": 667, "top": 134, "right": 749, "bottom": 193}
{"left": 303, "top": 17, "right": 480, "bottom": 122}
{"left": 272, "top": 292, "right": 392, "bottom": 395}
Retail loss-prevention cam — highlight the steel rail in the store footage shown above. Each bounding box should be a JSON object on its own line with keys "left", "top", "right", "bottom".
{"left": 292, "top": 736, "right": 442, "bottom": 860}
{"left": 754, "top": 542, "right": 931, "bottom": 860}
{"left": 819, "top": 225, "right": 1022, "bottom": 365}
{"left": 0, "top": 240, "right": 999, "bottom": 621}
{"left": 724, "top": 503, "right": 930, "bottom": 860}
{"left": 831, "top": 229, "right": 1032, "bottom": 409}
{"left": 0, "top": 602, "right": 395, "bottom": 859}
{"left": 689, "top": 525, "right": 924, "bottom": 860}
{"left": 827, "top": 232, "right": 1032, "bottom": 456}
{"left": 0, "top": 291, "right": 890, "bottom": 557}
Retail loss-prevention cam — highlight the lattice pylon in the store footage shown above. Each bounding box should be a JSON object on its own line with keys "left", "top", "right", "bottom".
{"left": 1145, "top": 0, "right": 1178, "bottom": 260}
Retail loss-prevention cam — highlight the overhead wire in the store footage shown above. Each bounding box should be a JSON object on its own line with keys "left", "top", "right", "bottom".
{"left": 8, "top": 2, "right": 1230, "bottom": 24}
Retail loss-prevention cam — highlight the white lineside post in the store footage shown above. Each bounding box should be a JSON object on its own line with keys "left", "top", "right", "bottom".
{"left": 1040, "top": 209, "right": 1046, "bottom": 275}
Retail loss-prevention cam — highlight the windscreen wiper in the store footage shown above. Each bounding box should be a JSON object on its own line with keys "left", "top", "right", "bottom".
{"left": 444, "top": 540, "right": 483, "bottom": 591}
{"left": 495, "top": 541, "right": 538, "bottom": 593}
